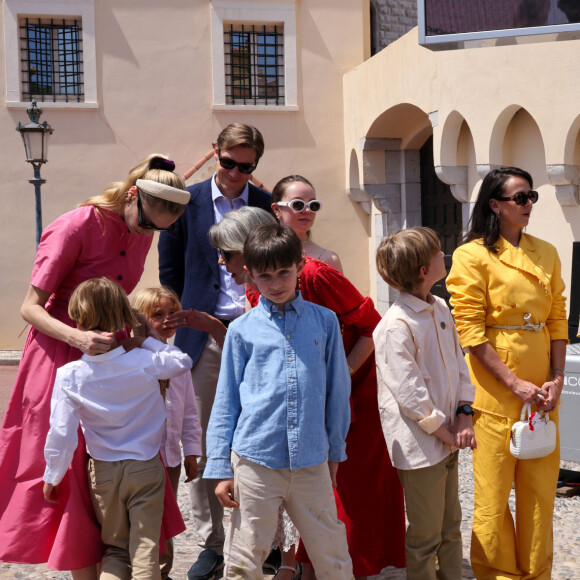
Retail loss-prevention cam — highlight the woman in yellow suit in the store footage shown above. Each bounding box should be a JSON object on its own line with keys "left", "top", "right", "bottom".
{"left": 446, "top": 167, "right": 567, "bottom": 580}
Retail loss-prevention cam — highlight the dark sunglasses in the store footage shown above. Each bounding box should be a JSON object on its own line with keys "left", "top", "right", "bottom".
{"left": 137, "top": 191, "right": 175, "bottom": 232}
{"left": 496, "top": 190, "right": 539, "bottom": 206}
{"left": 218, "top": 152, "right": 257, "bottom": 175}
{"left": 219, "top": 248, "right": 234, "bottom": 263}
{"left": 276, "top": 199, "right": 322, "bottom": 213}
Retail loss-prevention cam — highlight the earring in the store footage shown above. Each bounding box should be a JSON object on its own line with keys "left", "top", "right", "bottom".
{"left": 495, "top": 212, "right": 500, "bottom": 223}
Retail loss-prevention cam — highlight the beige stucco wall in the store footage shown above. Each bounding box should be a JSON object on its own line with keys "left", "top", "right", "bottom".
{"left": 344, "top": 27, "right": 580, "bottom": 313}
{"left": 0, "top": 0, "right": 370, "bottom": 349}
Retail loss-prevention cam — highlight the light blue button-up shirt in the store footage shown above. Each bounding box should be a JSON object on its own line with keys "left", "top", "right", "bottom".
{"left": 211, "top": 175, "right": 249, "bottom": 320}
{"left": 204, "top": 292, "right": 351, "bottom": 480}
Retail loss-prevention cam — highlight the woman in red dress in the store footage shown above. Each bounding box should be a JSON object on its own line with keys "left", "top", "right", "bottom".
{"left": 210, "top": 181, "right": 406, "bottom": 579}
{"left": 270, "top": 176, "right": 405, "bottom": 579}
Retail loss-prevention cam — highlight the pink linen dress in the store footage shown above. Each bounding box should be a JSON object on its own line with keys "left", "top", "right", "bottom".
{"left": 0, "top": 206, "right": 183, "bottom": 570}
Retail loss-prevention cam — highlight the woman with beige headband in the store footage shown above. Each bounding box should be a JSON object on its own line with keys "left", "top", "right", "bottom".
{"left": 0, "top": 154, "right": 189, "bottom": 580}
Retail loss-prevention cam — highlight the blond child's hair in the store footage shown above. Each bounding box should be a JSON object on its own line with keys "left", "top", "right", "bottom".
{"left": 376, "top": 227, "right": 441, "bottom": 293}
{"left": 68, "top": 277, "right": 136, "bottom": 332}
{"left": 132, "top": 286, "right": 182, "bottom": 320}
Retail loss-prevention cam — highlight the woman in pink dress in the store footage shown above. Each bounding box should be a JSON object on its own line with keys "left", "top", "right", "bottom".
{"left": 0, "top": 155, "right": 190, "bottom": 579}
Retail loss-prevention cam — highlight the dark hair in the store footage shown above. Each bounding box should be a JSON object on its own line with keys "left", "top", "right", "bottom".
{"left": 271, "top": 175, "right": 315, "bottom": 204}
{"left": 464, "top": 166, "right": 533, "bottom": 253}
{"left": 216, "top": 123, "right": 265, "bottom": 161}
{"left": 244, "top": 223, "right": 303, "bottom": 273}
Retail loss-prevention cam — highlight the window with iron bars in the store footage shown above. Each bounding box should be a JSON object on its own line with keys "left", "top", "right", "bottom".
{"left": 19, "top": 17, "right": 84, "bottom": 103}
{"left": 224, "top": 24, "right": 284, "bottom": 106}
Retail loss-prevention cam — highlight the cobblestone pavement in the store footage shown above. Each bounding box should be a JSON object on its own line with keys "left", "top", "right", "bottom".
{"left": 0, "top": 450, "right": 578, "bottom": 579}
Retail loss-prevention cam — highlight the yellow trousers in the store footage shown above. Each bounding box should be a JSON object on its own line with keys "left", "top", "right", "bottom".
{"left": 471, "top": 410, "right": 559, "bottom": 580}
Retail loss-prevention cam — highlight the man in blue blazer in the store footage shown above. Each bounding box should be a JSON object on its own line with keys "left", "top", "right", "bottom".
{"left": 159, "top": 123, "right": 271, "bottom": 580}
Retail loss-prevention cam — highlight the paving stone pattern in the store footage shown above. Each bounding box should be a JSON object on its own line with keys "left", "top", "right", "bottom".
{"left": 1, "top": 450, "right": 578, "bottom": 579}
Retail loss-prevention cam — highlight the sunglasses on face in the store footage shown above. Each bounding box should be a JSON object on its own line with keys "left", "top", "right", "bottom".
{"left": 496, "top": 190, "right": 539, "bottom": 206}
{"left": 219, "top": 248, "right": 234, "bottom": 263}
{"left": 276, "top": 199, "right": 322, "bottom": 213}
{"left": 137, "top": 191, "right": 175, "bottom": 232}
{"left": 218, "top": 152, "right": 257, "bottom": 175}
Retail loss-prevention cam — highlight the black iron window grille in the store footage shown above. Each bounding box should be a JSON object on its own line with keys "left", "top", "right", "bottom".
{"left": 20, "top": 17, "right": 84, "bottom": 103}
{"left": 224, "top": 24, "right": 284, "bottom": 105}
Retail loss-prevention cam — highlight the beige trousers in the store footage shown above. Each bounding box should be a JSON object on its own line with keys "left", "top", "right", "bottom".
{"left": 188, "top": 336, "right": 226, "bottom": 554}
{"left": 88, "top": 455, "right": 166, "bottom": 580}
{"left": 225, "top": 453, "right": 354, "bottom": 580}
{"left": 397, "top": 451, "right": 463, "bottom": 580}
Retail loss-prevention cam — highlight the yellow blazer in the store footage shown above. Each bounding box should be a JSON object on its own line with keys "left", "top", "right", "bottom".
{"left": 446, "top": 233, "right": 568, "bottom": 418}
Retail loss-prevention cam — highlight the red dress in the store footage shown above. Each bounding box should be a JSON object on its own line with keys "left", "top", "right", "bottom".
{"left": 248, "top": 258, "right": 405, "bottom": 576}
{"left": 0, "top": 206, "right": 185, "bottom": 570}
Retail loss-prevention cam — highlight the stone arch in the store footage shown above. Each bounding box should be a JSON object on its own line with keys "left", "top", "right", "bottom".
{"left": 346, "top": 148, "right": 372, "bottom": 214}
{"left": 547, "top": 114, "right": 580, "bottom": 205}
{"left": 485, "top": 105, "right": 522, "bottom": 176}
{"left": 434, "top": 110, "right": 474, "bottom": 203}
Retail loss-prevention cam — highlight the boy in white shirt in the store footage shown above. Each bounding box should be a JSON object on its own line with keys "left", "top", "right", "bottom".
{"left": 373, "top": 227, "right": 476, "bottom": 580}
{"left": 43, "top": 277, "right": 192, "bottom": 580}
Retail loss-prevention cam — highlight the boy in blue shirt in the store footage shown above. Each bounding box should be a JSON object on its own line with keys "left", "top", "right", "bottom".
{"left": 204, "top": 223, "right": 354, "bottom": 580}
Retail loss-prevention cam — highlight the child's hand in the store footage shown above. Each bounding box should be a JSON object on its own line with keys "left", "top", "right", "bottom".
{"left": 453, "top": 415, "right": 477, "bottom": 449}
{"left": 433, "top": 424, "right": 456, "bottom": 448}
{"left": 328, "top": 461, "right": 339, "bottom": 488}
{"left": 43, "top": 482, "right": 58, "bottom": 504}
{"left": 215, "top": 479, "right": 239, "bottom": 508}
{"left": 119, "top": 336, "right": 146, "bottom": 352}
{"left": 183, "top": 455, "right": 198, "bottom": 482}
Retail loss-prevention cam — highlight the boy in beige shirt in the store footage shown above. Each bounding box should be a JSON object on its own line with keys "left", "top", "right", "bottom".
{"left": 373, "top": 227, "right": 476, "bottom": 580}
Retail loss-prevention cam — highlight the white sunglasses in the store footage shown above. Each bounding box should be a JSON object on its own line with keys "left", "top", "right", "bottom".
{"left": 276, "top": 199, "right": 322, "bottom": 213}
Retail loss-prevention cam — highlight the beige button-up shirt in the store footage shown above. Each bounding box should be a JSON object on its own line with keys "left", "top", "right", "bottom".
{"left": 373, "top": 292, "right": 475, "bottom": 470}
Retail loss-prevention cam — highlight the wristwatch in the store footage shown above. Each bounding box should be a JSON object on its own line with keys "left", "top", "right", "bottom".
{"left": 456, "top": 404, "right": 474, "bottom": 417}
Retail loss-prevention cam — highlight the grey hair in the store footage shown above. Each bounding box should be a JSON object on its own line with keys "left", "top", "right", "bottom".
{"left": 209, "top": 206, "right": 276, "bottom": 253}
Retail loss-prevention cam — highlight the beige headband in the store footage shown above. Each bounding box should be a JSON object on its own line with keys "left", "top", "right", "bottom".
{"left": 136, "top": 179, "right": 190, "bottom": 205}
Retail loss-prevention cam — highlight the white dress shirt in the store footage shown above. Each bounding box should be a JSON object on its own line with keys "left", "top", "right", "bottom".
{"left": 373, "top": 292, "right": 475, "bottom": 470}
{"left": 44, "top": 337, "right": 193, "bottom": 485}
{"left": 211, "top": 174, "right": 249, "bottom": 320}
{"left": 160, "top": 370, "right": 202, "bottom": 467}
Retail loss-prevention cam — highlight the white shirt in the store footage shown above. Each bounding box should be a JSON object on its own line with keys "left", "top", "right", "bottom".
{"left": 44, "top": 338, "right": 193, "bottom": 485}
{"left": 373, "top": 292, "right": 475, "bottom": 470}
{"left": 211, "top": 174, "right": 249, "bottom": 320}
{"left": 160, "top": 370, "right": 202, "bottom": 467}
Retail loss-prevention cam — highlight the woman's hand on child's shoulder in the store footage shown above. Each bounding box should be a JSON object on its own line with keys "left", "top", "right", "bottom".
{"left": 215, "top": 478, "right": 239, "bottom": 509}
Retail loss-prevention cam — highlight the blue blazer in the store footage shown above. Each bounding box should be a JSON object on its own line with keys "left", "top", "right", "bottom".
{"left": 158, "top": 178, "right": 272, "bottom": 366}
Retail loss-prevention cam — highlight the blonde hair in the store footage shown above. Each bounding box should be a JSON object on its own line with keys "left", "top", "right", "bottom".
{"left": 81, "top": 153, "right": 187, "bottom": 215}
{"left": 132, "top": 286, "right": 182, "bottom": 320}
{"left": 376, "top": 227, "right": 441, "bottom": 293}
{"left": 68, "top": 277, "right": 136, "bottom": 332}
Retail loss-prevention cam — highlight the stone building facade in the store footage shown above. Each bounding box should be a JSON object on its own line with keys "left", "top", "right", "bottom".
{"left": 370, "top": 0, "right": 417, "bottom": 53}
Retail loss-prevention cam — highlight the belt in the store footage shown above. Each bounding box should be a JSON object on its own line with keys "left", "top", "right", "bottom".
{"left": 488, "top": 313, "right": 545, "bottom": 333}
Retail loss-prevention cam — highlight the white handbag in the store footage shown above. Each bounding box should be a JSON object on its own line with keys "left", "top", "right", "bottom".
{"left": 509, "top": 403, "right": 556, "bottom": 459}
